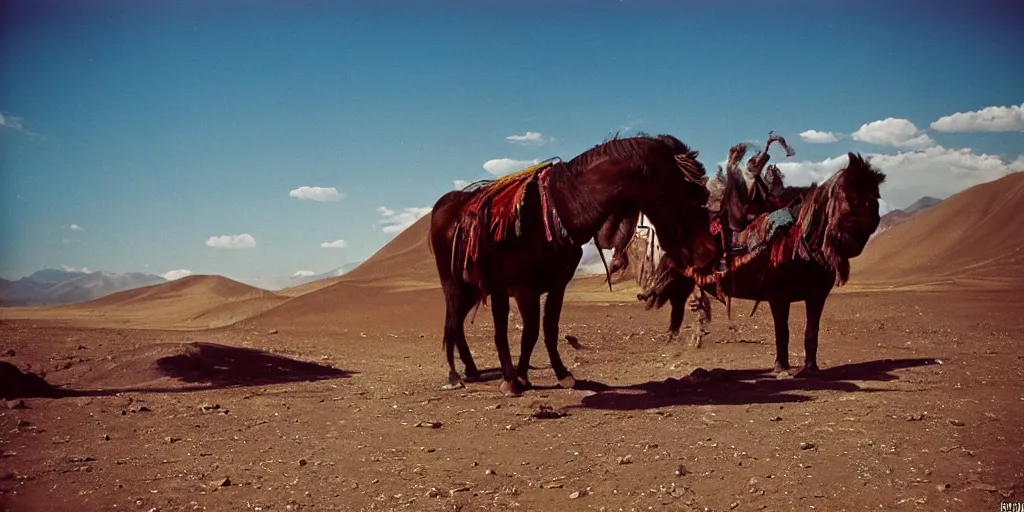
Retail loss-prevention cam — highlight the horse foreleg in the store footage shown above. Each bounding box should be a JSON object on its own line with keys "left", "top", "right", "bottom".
{"left": 490, "top": 293, "right": 521, "bottom": 396}
{"left": 513, "top": 291, "right": 541, "bottom": 390}
{"left": 795, "top": 294, "right": 826, "bottom": 378}
{"left": 769, "top": 299, "right": 792, "bottom": 374}
{"left": 542, "top": 285, "right": 575, "bottom": 388}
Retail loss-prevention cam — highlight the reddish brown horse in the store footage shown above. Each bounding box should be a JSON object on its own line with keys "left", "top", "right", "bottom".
{"left": 429, "top": 134, "right": 722, "bottom": 396}
{"left": 638, "top": 152, "right": 886, "bottom": 376}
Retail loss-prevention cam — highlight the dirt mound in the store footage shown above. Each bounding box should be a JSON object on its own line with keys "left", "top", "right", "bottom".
{"left": 853, "top": 172, "right": 1024, "bottom": 285}
{"left": 2, "top": 275, "right": 286, "bottom": 330}
{"left": 0, "top": 360, "right": 61, "bottom": 399}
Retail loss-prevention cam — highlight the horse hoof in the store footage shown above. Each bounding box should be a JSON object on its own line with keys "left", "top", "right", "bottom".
{"left": 773, "top": 363, "right": 791, "bottom": 375}
{"left": 516, "top": 377, "right": 534, "bottom": 390}
{"left": 499, "top": 379, "right": 522, "bottom": 397}
{"left": 441, "top": 380, "right": 465, "bottom": 390}
{"left": 558, "top": 374, "right": 577, "bottom": 389}
{"left": 464, "top": 368, "right": 481, "bottom": 382}
{"left": 793, "top": 365, "right": 820, "bottom": 378}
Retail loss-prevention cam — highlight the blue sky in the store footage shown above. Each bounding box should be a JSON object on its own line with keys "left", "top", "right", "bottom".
{"left": 2, "top": 0, "right": 1022, "bottom": 283}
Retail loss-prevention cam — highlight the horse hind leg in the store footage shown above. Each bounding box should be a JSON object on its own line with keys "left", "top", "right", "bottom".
{"left": 454, "top": 283, "right": 482, "bottom": 382}
{"left": 442, "top": 282, "right": 480, "bottom": 388}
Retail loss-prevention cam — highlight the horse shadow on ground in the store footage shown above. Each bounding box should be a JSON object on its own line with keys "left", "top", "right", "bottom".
{"left": 565, "top": 357, "right": 942, "bottom": 412}
{"left": 1, "top": 342, "right": 354, "bottom": 400}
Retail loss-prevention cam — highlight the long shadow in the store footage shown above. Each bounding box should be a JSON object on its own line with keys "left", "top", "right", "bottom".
{"left": 2, "top": 342, "right": 354, "bottom": 399}
{"left": 570, "top": 357, "right": 942, "bottom": 412}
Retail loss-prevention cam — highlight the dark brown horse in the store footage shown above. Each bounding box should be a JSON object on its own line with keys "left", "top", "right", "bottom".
{"left": 428, "top": 134, "right": 722, "bottom": 396}
{"left": 591, "top": 132, "right": 796, "bottom": 291}
{"left": 638, "top": 152, "right": 886, "bottom": 376}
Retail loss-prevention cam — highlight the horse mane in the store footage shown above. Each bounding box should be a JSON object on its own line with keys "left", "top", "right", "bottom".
{"left": 793, "top": 152, "right": 885, "bottom": 285}
{"left": 566, "top": 132, "right": 703, "bottom": 180}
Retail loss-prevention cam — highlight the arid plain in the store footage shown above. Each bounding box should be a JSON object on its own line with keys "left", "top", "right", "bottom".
{"left": 2, "top": 173, "right": 1023, "bottom": 512}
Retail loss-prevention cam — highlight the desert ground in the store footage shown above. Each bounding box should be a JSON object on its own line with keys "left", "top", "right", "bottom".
{"left": 2, "top": 173, "right": 1023, "bottom": 512}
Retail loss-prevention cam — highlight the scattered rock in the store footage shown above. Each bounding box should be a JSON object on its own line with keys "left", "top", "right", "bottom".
{"left": 298, "top": 459, "right": 308, "bottom": 466}
{"left": 533, "top": 405, "right": 568, "bottom": 419}
{"left": 426, "top": 488, "right": 441, "bottom": 498}
{"left": 906, "top": 413, "right": 926, "bottom": 421}
{"left": 730, "top": 502, "right": 739, "bottom": 509}
{"left": 947, "top": 418, "right": 965, "bottom": 427}
{"left": 616, "top": 455, "right": 633, "bottom": 465}
{"left": 165, "top": 437, "right": 180, "bottom": 444}
{"left": 485, "top": 469, "right": 495, "bottom": 475}
{"left": 5, "top": 399, "right": 27, "bottom": 410}
{"left": 936, "top": 483, "right": 951, "bottom": 492}
{"left": 414, "top": 421, "right": 443, "bottom": 429}
{"left": 971, "top": 483, "right": 997, "bottom": 492}
{"left": 267, "top": 329, "right": 278, "bottom": 335}
{"left": 569, "top": 491, "right": 582, "bottom": 499}
{"left": 199, "top": 403, "right": 221, "bottom": 413}
{"left": 211, "top": 477, "right": 231, "bottom": 488}
{"left": 675, "top": 465, "right": 689, "bottom": 477}
{"left": 565, "top": 335, "right": 583, "bottom": 349}
{"left": 799, "top": 442, "right": 815, "bottom": 450}
{"left": 769, "top": 416, "right": 782, "bottom": 422}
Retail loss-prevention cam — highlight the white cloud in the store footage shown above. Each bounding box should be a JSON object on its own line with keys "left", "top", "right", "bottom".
{"left": 799, "top": 130, "right": 839, "bottom": 144}
{"left": 776, "top": 147, "right": 1023, "bottom": 209}
{"left": 60, "top": 265, "right": 90, "bottom": 273}
{"left": 320, "top": 239, "right": 348, "bottom": 249}
{"left": 506, "top": 131, "right": 553, "bottom": 145}
{"left": 68, "top": 224, "right": 85, "bottom": 231}
{"left": 483, "top": 158, "right": 540, "bottom": 177}
{"left": 162, "top": 269, "right": 193, "bottom": 281}
{"left": 0, "top": 112, "right": 25, "bottom": 132}
{"left": 575, "top": 242, "right": 615, "bottom": 275}
{"left": 205, "top": 233, "right": 256, "bottom": 249}
{"left": 774, "top": 154, "right": 852, "bottom": 187}
{"left": 877, "top": 198, "right": 893, "bottom": 217}
{"left": 930, "top": 102, "right": 1024, "bottom": 133}
{"left": 453, "top": 179, "right": 471, "bottom": 190}
{"left": 377, "top": 205, "right": 431, "bottom": 234}
{"left": 852, "top": 118, "right": 935, "bottom": 149}
{"left": 293, "top": 270, "right": 315, "bottom": 277}
{"left": 289, "top": 186, "right": 345, "bottom": 202}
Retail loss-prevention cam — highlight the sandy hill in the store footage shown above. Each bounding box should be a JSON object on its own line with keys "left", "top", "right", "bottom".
{"left": 2, "top": 275, "right": 286, "bottom": 330}
{"left": 245, "top": 214, "right": 444, "bottom": 333}
{"left": 340, "top": 214, "right": 437, "bottom": 288}
{"left": 852, "top": 172, "right": 1024, "bottom": 287}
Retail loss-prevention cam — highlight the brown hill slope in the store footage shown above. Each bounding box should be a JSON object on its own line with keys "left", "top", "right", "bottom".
{"left": 852, "top": 172, "right": 1024, "bottom": 286}
{"left": 340, "top": 213, "right": 437, "bottom": 287}
{"left": 245, "top": 214, "right": 442, "bottom": 333}
{"left": 2, "top": 275, "right": 286, "bottom": 330}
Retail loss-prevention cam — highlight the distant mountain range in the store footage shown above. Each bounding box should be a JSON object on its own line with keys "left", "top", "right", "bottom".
{"left": 873, "top": 196, "right": 944, "bottom": 238}
{"left": 0, "top": 269, "right": 166, "bottom": 307}
{"left": 0, "top": 262, "right": 366, "bottom": 307}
